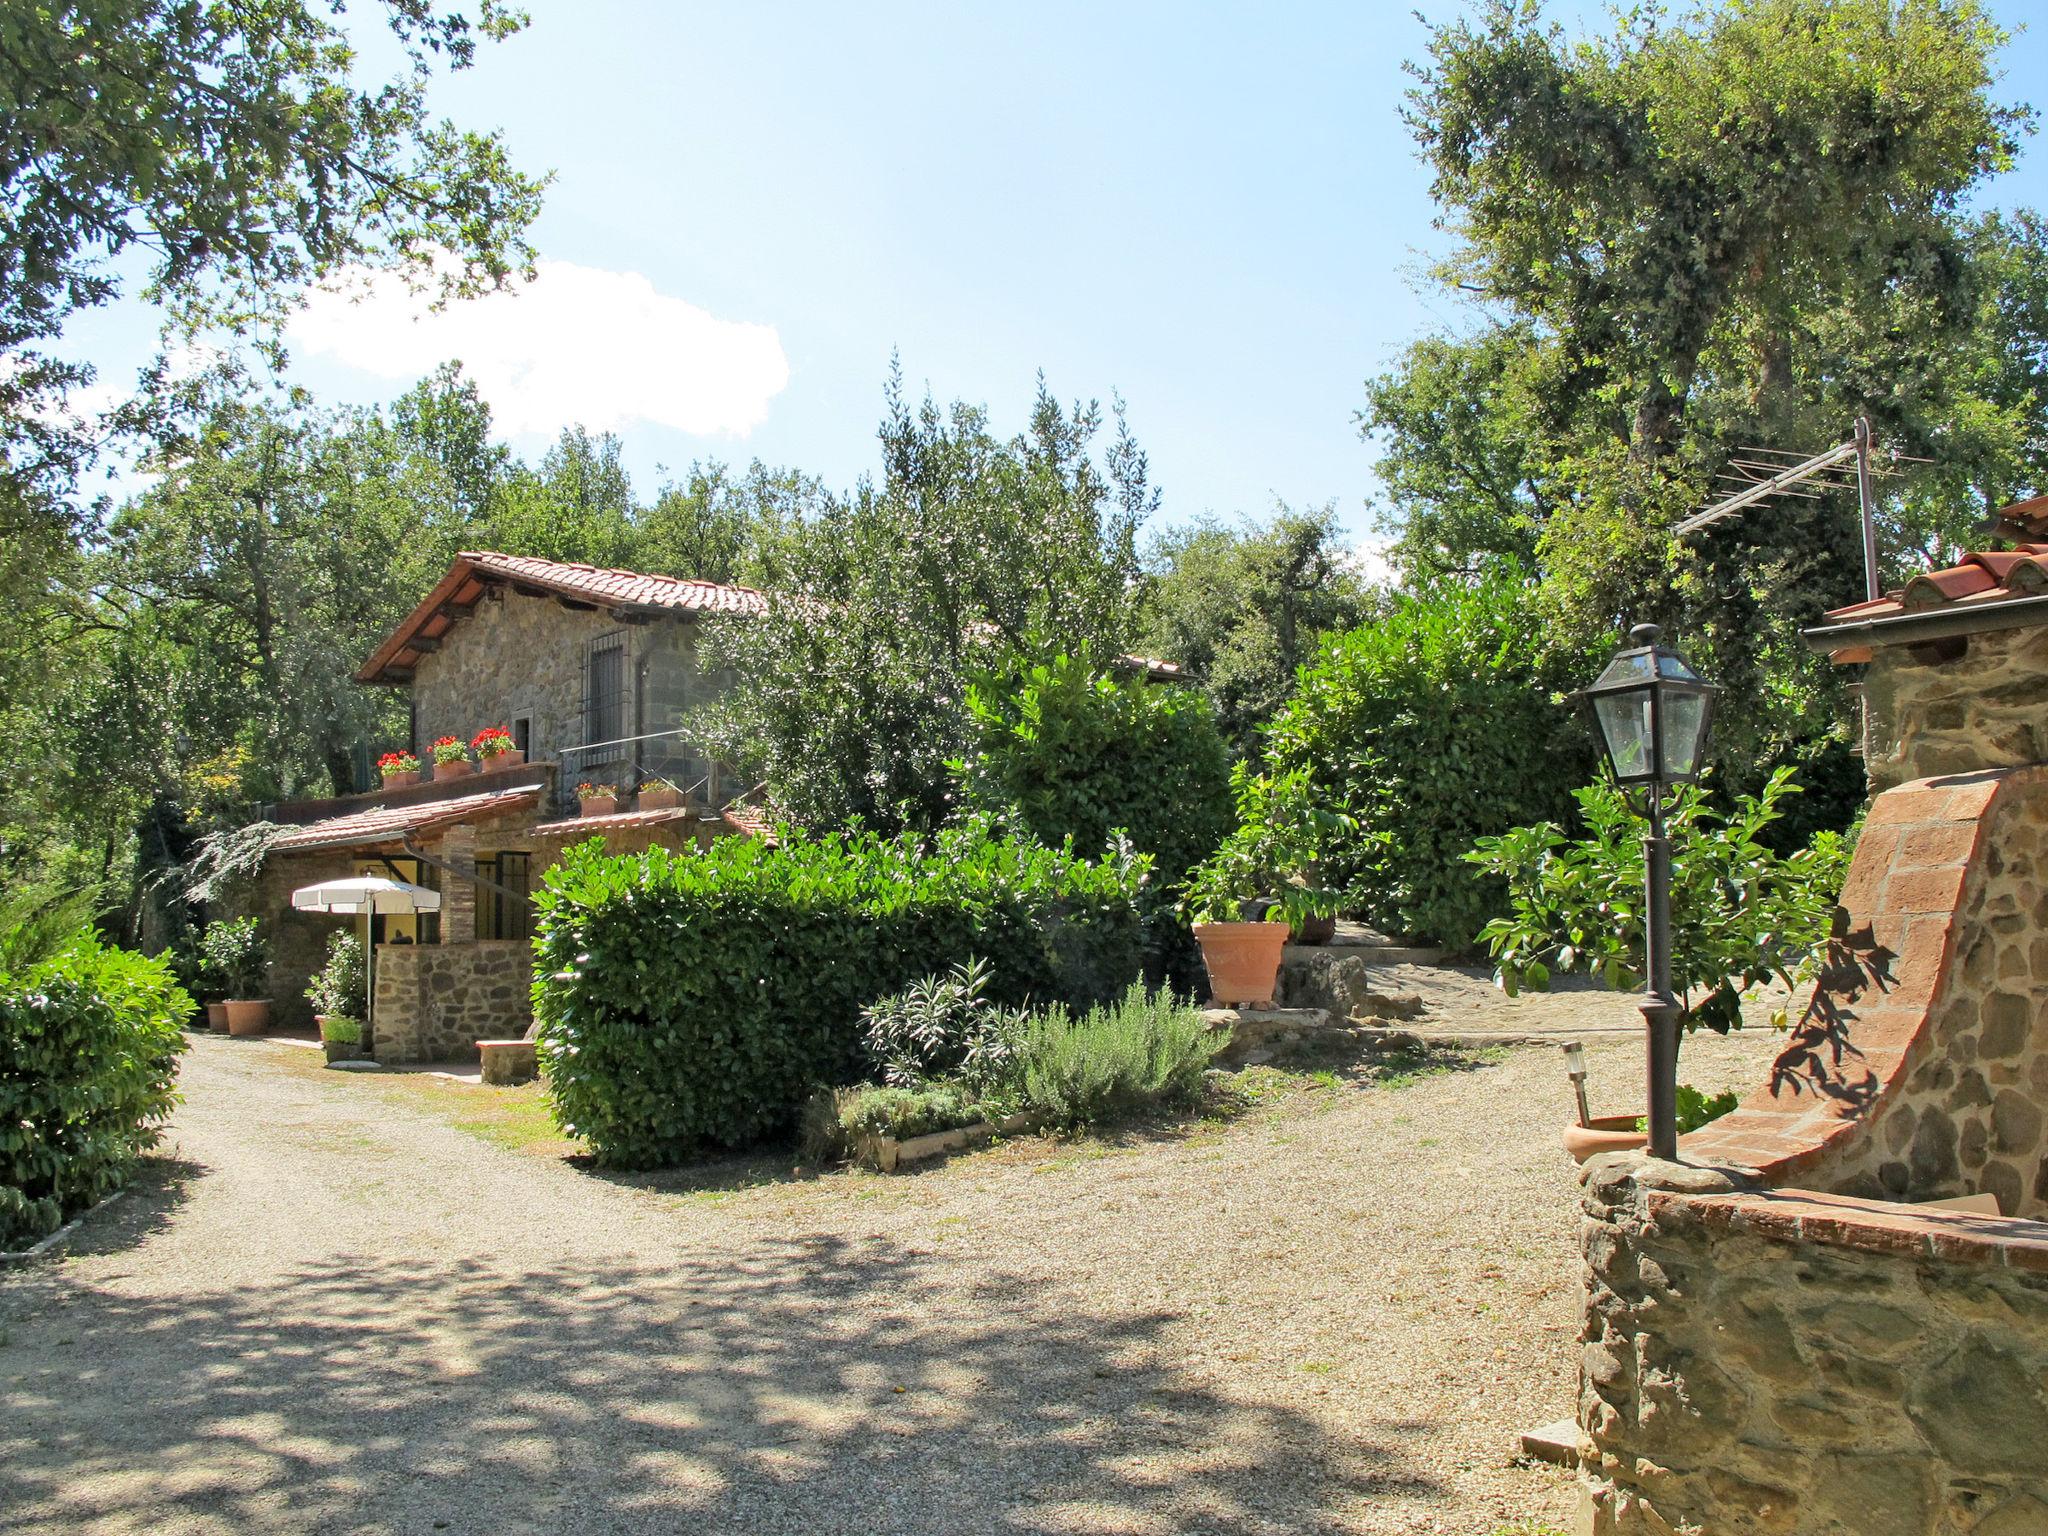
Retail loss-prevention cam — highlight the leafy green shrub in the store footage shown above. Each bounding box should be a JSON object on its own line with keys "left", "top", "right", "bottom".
{"left": 1675, "top": 1085, "right": 1740, "bottom": 1134}
{"left": 1014, "top": 980, "right": 1220, "bottom": 1129}
{"left": 533, "top": 813, "right": 1150, "bottom": 1166}
{"left": 0, "top": 883, "right": 106, "bottom": 971}
{"left": 860, "top": 957, "right": 1025, "bottom": 1092}
{"left": 1261, "top": 572, "right": 1595, "bottom": 948}
{"left": 304, "top": 931, "right": 366, "bottom": 1022}
{"left": 959, "top": 650, "right": 1234, "bottom": 888}
{"left": 318, "top": 1017, "right": 363, "bottom": 1045}
{"left": 198, "top": 917, "right": 268, "bottom": 999}
{"left": 1465, "top": 767, "right": 1852, "bottom": 1032}
{"left": 0, "top": 935, "right": 190, "bottom": 1248}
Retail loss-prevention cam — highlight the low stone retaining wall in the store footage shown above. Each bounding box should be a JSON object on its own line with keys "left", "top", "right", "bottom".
{"left": 1580, "top": 1156, "right": 2048, "bottom": 1535}
{"left": 373, "top": 941, "right": 532, "bottom": 1063}
{"left": 1578, "top": 767, "right": 2048, "bottom": 1534}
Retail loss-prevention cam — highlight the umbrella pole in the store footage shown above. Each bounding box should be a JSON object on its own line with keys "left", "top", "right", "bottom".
{"left": 363, "top": 915, "right": 374, "bottom": 1051}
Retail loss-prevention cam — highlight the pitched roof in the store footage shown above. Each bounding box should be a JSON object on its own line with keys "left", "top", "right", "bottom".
{"left": 268, "top": 784, "right": 542, "bottom": 852}
{"left": 1807, "top": 495, "right": 2048, "bottom": 662}
{"left": 529, "top": 806, "right": 693, "bottom": 837}
{"left": 355, "top": 552, "right": 768, "bottom": 684}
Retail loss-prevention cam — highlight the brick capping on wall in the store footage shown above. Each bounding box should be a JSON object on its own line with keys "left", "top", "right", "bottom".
{"left": 1644, "top": 1183, "right": 2048, "bottom": 1274}
{"left": 1674, "top": 765, "right": 2048, "bottom": 1213}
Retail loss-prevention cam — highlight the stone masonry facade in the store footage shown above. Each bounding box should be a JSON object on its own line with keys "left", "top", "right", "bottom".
{"left": 405, "top": 587, "right": 726, "bottom": 786}
{"left": 1579, "top": 1158, "right": 2048, "bottom": 1536}
{"left": 1863, "top": 621, "right": 2048, "bottom": 793}
{"left": 1683, "top": 767, "right": 2048, "bottom": 1218}
{"left": 371, "top": 940, "right": 534, "bottom": 1063}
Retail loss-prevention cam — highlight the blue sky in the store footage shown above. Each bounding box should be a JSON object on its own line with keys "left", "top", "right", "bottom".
{"left": 76, "top": 2, "right": 2048, "bottom": 542}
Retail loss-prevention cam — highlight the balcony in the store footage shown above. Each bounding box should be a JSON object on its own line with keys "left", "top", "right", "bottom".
{"left": 552, "top": 729, "right": 736, "bottom": 817}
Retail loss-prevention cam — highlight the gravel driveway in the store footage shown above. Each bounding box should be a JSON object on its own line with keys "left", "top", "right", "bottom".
{"left": 0, "top": 1004, "right": 1779, "bottom": 1536}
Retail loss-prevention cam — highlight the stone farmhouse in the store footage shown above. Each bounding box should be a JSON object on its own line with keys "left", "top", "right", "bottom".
{"left": 238, "top": 552, "right": 778, "bottom": 1060}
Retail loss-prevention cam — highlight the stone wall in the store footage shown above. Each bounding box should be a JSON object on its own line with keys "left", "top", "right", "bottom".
{"left": 408, "top": 588, "right": 659, "bottom": 760}
{"left": 1579, "top": 765, "right": 2048, "bottom": 1533}
{"left": 371, "top": 940, "right": 533, "bottom": 1062}
{"left": 240, "top": 847, "right": 355, "bottom": 1027}
{"left": 1864, "top": 622, "right": 2048, "bottom": 792}
{"left": 1579, "top": 1158, "right": 2048, "bottom": 1536}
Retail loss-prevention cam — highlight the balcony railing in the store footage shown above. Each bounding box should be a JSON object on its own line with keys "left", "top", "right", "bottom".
{"left": 553, "top": 729, "right": 733, "bottom": 817}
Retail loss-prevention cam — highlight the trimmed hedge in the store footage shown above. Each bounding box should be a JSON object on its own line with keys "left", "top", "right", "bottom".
{"left": 1261, "top": 573, "right": 1595, "bottom": 949}
{"left": 0, "top": 935, "right": 189, "bottom": 1249}
{"left": 532, "top": 816, "right": 1150, "bottom": 1166}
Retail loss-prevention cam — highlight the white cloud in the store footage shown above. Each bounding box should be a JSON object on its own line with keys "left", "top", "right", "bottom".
{"left": 289, "top": 258, "right": 790, "bottom": 438}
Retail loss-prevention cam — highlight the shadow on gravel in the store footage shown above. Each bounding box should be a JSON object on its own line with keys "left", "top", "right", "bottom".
{"left": 1, "top": 1226, "right": 1444, "bottom": 1536}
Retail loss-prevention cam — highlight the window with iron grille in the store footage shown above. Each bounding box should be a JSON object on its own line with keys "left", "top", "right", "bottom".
{"left": 582, "top": 631, "right": 628, "bottom": 748}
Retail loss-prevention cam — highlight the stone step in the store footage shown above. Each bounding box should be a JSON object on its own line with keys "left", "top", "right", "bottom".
{"left": 1518, "top": 1418, "right": 1581, "bottom": 1467}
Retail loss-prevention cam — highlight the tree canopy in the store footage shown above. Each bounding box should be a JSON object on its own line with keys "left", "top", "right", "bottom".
{"left": 0, "top": 0, "right": 546, "bottom": 527}
{"left": 1365, "top": 0, "right": 2048, "bottom": 829}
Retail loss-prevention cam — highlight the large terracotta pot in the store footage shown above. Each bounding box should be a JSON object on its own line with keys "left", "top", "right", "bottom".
{"left": 1193, "top": 921, "right": 1290, "bottom": 1007}
{"left": 580, "top": 796, "right": 619, "bottom": 817}
{"left": 205, "top": 1002, "right": 228, "bottom": 1031}
{"left": 482, "top": 749, "right": 526, "bottom": 774}
{"left": 433, "top": 758, "right": 475, "bottom": 780}
{"left": 381, "top": 769, "right": 419, "bottom": 789}
{"left": 1563, "top": 1114, "right": 1649, "bottom": 1164}
{"left": 223, "top": 999, "right": 271, "bottom": 1037}
{"left": 639, "top": 786, "right": 681, "bottom": 810}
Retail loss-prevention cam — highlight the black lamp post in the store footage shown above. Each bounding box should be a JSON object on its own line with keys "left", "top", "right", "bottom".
{"left": 1576, "top": 623, "right": 1717, "bottom": 1159}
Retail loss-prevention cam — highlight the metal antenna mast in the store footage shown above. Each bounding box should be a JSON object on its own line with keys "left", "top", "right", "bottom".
{"left": 1675, "top": 417, "right": 1924, "bottom": 603}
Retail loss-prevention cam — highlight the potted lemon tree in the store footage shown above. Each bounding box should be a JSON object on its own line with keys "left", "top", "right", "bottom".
{"left": 201, "top": 917, "right": 272, "bottom": 1035}
{"left": 1180, "top": 766, "right": 1350, "bottom": 1007}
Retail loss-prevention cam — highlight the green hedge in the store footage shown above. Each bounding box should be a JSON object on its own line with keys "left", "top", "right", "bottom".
{"left": 532, "top": 816, "right": 1150, "bottom": 1166}
{"left": 1262, "top": 573, "right": 1595, "bottom": 949}
{"left": 0, "top": 935, "right": 189, "bottom": 1249}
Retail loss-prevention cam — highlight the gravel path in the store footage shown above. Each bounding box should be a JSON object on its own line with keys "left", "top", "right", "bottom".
{"left": 0, "top": 996, "right": 1783, "bottom": 1536}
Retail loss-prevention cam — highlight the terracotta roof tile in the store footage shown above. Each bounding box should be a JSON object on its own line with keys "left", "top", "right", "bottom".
{"left": 529, "top": 807, "right": 693, "bottom": 837}
{"left": 460, "top": 552, "right": 768, "bottom": 617}
{"left": 269, "top": 785, "right": 541, "bottom": 852}
{"left": 721, "top": 804, "right": 779, "bottom": 843}
{"left": 1819, "top": 494, "right": 2048, "bottom": 654}
{"left": 356, "top": 552, "right": 766, "bottom": 683}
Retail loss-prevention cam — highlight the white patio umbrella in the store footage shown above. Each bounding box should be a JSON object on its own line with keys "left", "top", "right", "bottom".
{"left": 290, "top": 877, "right": 443, "bottom": 1035}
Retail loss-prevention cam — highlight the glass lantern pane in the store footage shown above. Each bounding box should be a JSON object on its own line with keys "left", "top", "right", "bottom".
{"left": 1594, "top": 651, "right": 1655, "bottom": 687}
{"left": 1660, "top": 690, "right": 1706, "bottom": 777}
{"left": 1656, "top": 652, "right": 1700, "bottom": 681}
{"left": 1594, "top": 690, "right": 1653, "bottom": 779}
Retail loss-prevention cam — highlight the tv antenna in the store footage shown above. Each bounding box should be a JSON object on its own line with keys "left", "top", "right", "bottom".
{"left": 1674, "top": 418, "right": 1929, "bottom": 603}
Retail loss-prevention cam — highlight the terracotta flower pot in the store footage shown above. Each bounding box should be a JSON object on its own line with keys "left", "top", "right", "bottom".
{"left": 205, "top": 1002, "right": 228, "bottom": 1031}
{"left": 223, "top": 999, "right": 271, "bottom": 1036}
{"left": 1563, "top": 1114, "right": 1649, "bottom": 1164}
{"left": 1193, "top": 921, "right": 1290, "bottom": 1007}
{"left": 482, "top": 749, "right": 526, "bottom": 773}
{"left": 579, "top": 796, "right": 619, "bottom": 817}
{"left": 381, "top": 769, "right": 419, "bottom": 789}
{"left": 639, "top": 786, "right": 681, "bottom": 810}
{"left": 433, "top": 758, "right": 475, "bottom": 780}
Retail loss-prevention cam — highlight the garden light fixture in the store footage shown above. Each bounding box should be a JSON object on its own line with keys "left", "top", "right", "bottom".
{"left": 1576, "top": 624, "right": 1718, "bottom": 1160}
{"left": 1561, "top": 1040, "right": 1591, "bottom": 1128}
{"left": 1579, "top": 624, "right": 1717, "bottom": 787}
